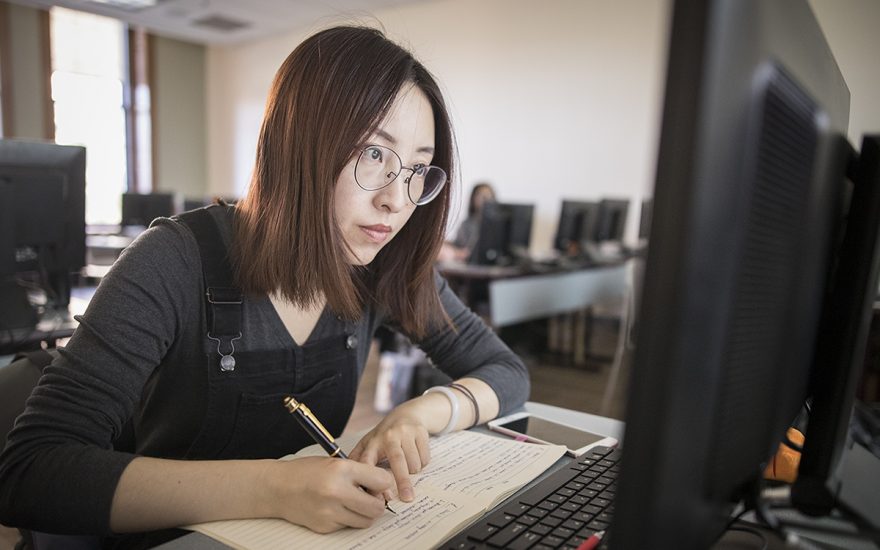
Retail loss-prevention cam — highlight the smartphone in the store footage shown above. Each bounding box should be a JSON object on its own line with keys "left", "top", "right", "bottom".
{"left": 487, "top": 412, "right": 618, "bottom": 456}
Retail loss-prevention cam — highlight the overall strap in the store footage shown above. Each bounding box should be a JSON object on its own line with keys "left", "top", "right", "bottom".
{"left": 176, "top": 206, "right": 242, "bottom": 371}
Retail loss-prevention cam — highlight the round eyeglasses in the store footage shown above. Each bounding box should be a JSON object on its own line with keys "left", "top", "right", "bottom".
{"left": 354, "top": 144, "right": 447, "bottom": 206}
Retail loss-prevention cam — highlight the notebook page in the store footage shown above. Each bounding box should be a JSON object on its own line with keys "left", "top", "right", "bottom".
{"left": 189, "top": 484, "right": 482, "bottom": 550}
{"left": 411, "top": 430, "right": 566, "bottom": 507}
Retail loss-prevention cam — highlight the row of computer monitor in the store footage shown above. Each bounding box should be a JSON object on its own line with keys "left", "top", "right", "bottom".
{"left": 468, "top": 197, "right": 652, "bottom": 266}
{"left": 120, "top": 193, "right": 237, "bottom": 228}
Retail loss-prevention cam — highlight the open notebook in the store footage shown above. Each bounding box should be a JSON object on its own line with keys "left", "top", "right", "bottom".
{"left": 187, "top": 430, "right": 566, "bottom": 550}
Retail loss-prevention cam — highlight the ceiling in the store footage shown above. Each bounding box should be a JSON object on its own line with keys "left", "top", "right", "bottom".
{"left": 6, "top": 0, "right": 430, "bottom": 45}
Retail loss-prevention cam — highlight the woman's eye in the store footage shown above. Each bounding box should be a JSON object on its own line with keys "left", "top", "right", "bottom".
{"left": 366, "top": 146, "right": 383, "bottom": 162}
{"left": 413, "top": 164, "right": 427, "bottom": 177}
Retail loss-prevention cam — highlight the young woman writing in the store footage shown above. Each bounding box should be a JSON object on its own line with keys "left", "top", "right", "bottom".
{"left": 0, "top": 26, "right": 528, "bottom": 548}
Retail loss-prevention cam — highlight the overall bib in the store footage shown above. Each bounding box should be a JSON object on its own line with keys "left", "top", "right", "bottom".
{"left": 177, "top": 205, "right": 360, "bottom": 459}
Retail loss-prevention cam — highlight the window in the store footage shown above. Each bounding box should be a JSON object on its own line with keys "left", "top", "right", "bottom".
{"left": 50, "top": 7, "right": 132, "bottom": 225}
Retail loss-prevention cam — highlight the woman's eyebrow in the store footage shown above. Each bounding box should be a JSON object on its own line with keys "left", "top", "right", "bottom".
{"left": 372, "top": 129, "right": 435, "bottom": 155}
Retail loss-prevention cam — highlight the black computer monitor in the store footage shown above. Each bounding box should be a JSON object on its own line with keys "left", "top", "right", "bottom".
{"left": 553, "top": 200, "right": 600, "bottom": 254}
{"left": 121, "top": 192, "right": 176, "bottom": 227}
{"left": 0, "top": 139, "right": 86, "bottom": 311}
{"left": 469, "top": 202, "right": 534, "bottom": 266}
{"left": 611, "top": 0, "right": 878, "bottom": 548}
{"left": 594, "top": 198, "right": 629, "bottom": 242}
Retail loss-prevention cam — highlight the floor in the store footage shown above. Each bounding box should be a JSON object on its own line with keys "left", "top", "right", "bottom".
{"left": 0, "top": 319, "right": 629, "bottom": 549}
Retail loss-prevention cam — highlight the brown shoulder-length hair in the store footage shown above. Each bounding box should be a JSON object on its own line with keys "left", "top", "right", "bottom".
{"left": 233, "top": 26, "right": 455, "bottom": 339}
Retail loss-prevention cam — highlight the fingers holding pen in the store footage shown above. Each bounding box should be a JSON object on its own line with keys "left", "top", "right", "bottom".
{"left": 275, "top": 457, "right": 394, "bottom": 532}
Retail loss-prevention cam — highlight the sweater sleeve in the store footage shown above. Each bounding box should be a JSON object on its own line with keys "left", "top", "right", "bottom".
{"left": 0, "top": 219, "right": 201, "bottom": 535}
{"left": 408, "top": 271, "right": 530, "bottom": 415}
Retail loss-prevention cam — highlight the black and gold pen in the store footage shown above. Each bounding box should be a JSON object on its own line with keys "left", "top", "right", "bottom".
{"left": 283, "top": 396, "right": 395, "bottom": 514}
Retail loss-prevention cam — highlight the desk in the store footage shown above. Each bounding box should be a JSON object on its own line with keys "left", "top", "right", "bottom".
{"left": 155, "top": 402, "right": 879, "bottom": 550}
{"left": 156, "top": 402, "right": 622, "bottom": 550}
{"left": 0, "top": 286, "right": 92, "bottom": 356}
{"left": 438, "top": 261, "right": 628, "bottom": 368}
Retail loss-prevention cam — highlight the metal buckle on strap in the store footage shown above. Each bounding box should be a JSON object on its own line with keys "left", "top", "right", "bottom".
{"left": 206, "top": 287, "right": 242, "bottom": 305}
{"left": 208, "top": 332, "right": 242, "bottom": 372}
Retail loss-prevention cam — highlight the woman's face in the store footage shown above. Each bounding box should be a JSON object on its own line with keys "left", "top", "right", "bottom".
{"left": 473, "top": 186, "right": 495, "bottom": 212}
{"left": 334, "top": 85, "right": 436, "bottom": 265}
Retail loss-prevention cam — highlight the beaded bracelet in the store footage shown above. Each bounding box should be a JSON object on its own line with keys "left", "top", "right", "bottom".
{"left": 423, "top": 386, "right": 459, "bottom": 435}
{"left": 448, "top": 383, "right": 480, "bottom": 428}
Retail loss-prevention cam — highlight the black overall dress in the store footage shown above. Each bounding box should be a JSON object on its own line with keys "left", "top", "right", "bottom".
{"left": 105, "top": 206, "right": 362, "bottom": 549}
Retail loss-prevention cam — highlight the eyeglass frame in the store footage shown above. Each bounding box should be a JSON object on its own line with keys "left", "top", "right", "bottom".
{"left": 353, "top": 144, "right": 447, "bottom": 206}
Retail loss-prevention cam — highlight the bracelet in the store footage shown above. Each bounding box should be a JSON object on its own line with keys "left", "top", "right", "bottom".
{"left": 448, "top": 383, "right": 480, "bottom": 428}
{"left": 423, "top": 386, "right": 459, "bottom": 435}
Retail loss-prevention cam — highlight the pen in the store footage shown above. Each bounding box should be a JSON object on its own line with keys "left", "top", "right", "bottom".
{"left": 283, "top": 396, "right": 395, "bottom": 514}
{"left": 576, "top": 530, "right": 605, "bottom": 550}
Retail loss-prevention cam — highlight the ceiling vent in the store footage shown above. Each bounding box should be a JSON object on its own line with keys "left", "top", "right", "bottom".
{"left": 191, "top": 14, "right": 250, "bottom": 32}
{"left": 87, "top": 0, "right": 160, "bottom": 12}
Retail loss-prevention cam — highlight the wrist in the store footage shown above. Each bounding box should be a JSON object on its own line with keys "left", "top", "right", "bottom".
{"left": 256, "top": 459, "right": 292, "bottom": 519}
{"left": 403, "top": 392, "right": 452, "bottom": 434}
{"left": 421, "top": 386, "right": 460, "bottom": 435}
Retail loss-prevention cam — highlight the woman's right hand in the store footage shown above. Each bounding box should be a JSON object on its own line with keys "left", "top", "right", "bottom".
{"left": 267, "top": 456, "right": 394, "bottom": 533}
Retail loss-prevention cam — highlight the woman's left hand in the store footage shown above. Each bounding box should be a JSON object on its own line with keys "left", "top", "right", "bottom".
{"left": 348, "top": 398, "right": 434, "bottom": 503}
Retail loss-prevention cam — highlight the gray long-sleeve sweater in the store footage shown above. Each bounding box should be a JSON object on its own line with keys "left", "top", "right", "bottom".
{"left": 0, "top": 206, "right": 529, "bottom": 536}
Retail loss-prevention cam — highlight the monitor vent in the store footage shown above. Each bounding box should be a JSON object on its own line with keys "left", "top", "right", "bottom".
{"left": 708, "top": 65, "right": 820, "bottom": 499}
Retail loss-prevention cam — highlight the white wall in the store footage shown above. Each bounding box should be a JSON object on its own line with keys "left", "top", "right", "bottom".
{"left": 152, "top": 35, "right": 206, "bottom": 198}
{"left": 205, "top": 0, "right": 880, "bottom": 254}
{"left": 808, "top": 0, "right": 880, "bottom": 147}
{"left": 206, "top": 0, "right": 671, "bottom": 254}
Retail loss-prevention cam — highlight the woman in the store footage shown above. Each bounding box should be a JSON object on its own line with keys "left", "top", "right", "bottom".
{"left": 0, "top": 26, "right": 528, "bottom": 546}
{"left": 440, "top": 182, "right": 496, "bottom": 262}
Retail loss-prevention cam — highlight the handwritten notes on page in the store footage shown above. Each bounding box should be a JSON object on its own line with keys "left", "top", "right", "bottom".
{"left": 189, "top": 430, "right": 566, "bottom": 550}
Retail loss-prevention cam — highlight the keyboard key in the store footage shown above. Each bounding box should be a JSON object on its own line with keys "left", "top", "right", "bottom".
{"left": 503, "top": 502, "right": 532, "bottom": 517}
{"left": 486, "top": 522, "right": 528, "bottom": 548}
{"left": 561, "top": 501, "right": 581, "bottom": 513}
{"left": 587, "top": 519, "right": 610, "bottom": 531}
{"left": 538, "top": 501, "right": 559, "bottom": 511}
{"left": 556, "top": 487, "right": 576, "bottom": 497}
{"left": 543, "top": 534, "right": 566, "bottom": 547}
{"left": 578, "top": 489, "right": 599, "bottom": 499}
{"left": 551, "top": 526, "right": 574, "bottom": 539}
{"left": 572, "top": 511, "right": 594, "bottom": 523}
{"left": 516, "top": 514, "right": 539, "bottom": 527}
{"left": 570, "top": 495, "right": 590, "bottom": 506}
{"left": 576, "top": 527, "right": 598, "bottom": 539}
{"left": 547, "top": 494, "right": 568, "bottom": 504}
{"left": 445, "top": 541, "right": 475, "bottom": 550}
{"left": 488, "top": 513, "right": 517, "bottom": 528}
{"left": 540, "top": 516, "right": 563, "bottom": 528}
{"left": 565, "top": 481, "right": 586, "bottom": 491}
{"left": 562, "top": 519, "right": 585, "bottom": 531}
{"left": 597, "top": 476, "right": 615, "bottom": 485}
{"left": 517, "top": 467, "right": 582, "bottom": 506}
{"left": 530, "top": 523, "right": 552, "bottom": 536}
{"left": 550, "top": 508, "right": 572, "bottom": 520}
{"left": 527, "top": 508, "right": 549, "bottom": 519}
{"left": 583, "top": 504, "right": 603, "bottom": 515}
{"left": 465, "top": 522, "right": 498, "bottom": 542}
{"left": 591, "top": 497, "right": 612, "bottom": 509}
{"left": 508, "top": 531, "right": 541, "bottom": 550}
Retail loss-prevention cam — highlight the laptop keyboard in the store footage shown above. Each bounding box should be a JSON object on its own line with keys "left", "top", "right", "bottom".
{"left": 441, "top": 445, "right": 620, "bottom": 550}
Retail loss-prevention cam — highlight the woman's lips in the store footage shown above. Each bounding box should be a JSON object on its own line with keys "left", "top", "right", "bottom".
{"left": 359, "top": 224, "right": 392, "bottom": 244}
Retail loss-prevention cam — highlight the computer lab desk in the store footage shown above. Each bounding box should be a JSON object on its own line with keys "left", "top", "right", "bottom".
{"left": 155, "top": 402, "right": 623, "bottom": 550}
{"left": 156, "top": 401, "right": 877, "bottom": 550}
{"left": 438, "top": 260, "right": 629, "bottom": 368}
